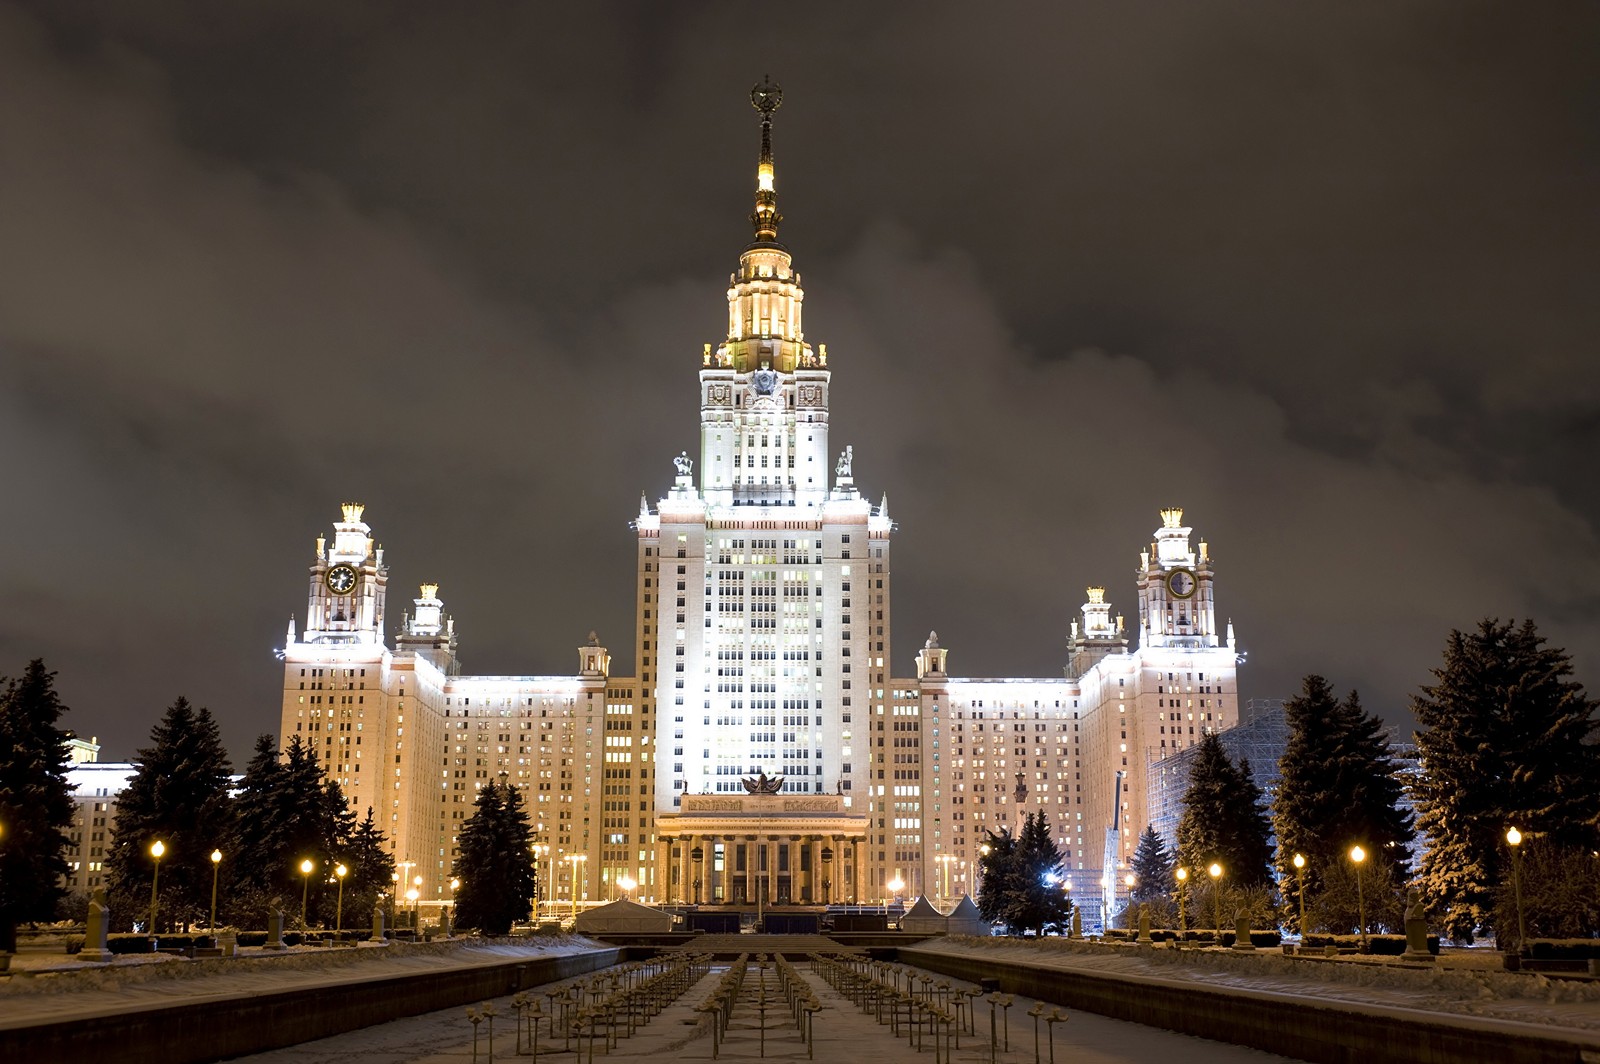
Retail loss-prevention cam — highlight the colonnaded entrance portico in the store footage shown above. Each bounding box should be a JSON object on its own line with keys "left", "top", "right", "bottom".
{"left": 655, "top": 789, "right": 868, "bottom": 906}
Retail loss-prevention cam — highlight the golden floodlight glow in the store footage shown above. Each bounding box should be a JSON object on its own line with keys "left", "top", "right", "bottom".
{"left": 1175, "top": 867, "right": 1188, "bottom": 882}
{"left": 300, "top": 858, "right": 314, "bottom": 875}
{"left": 150, "top": 840, "right": 166, "bottom": 859}
{"left": 1207, "top": 862, "right": 1222, "bottom": 879}
{"left": 1292, "top": 853, "right": 1305, "bottom": 869}
{"left": 1506, "top": 827, "right": 1523, "bottom": 847}
{"left": 336, "top": 864, "right": 348, "bottom": 878}
{"left": 1349, "top": 845, "right": 1366, "bottom": 864}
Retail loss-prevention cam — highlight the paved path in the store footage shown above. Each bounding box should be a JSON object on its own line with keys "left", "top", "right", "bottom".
{"left": 239, "top": 959, "right": 1292, "bottom": 1063}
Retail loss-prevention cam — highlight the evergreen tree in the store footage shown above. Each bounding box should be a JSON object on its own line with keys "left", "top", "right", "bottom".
{"left": 0, "top": 660, "right": 75, "bottom": 952}
{"left": 231, "top": 735, "right": 356, "bottom": 926}
{"left": 975, "top": 826, "right": 1021, "bottom": 928}
{"left": 105, "top": 698, "right": 234, "bottom": 931}
{"left": 1413, "top": 619, "right": 1600, "bottom": 941}
{"left": 1273, "top": 676, "right": 1413, "bottom": 919}
{"left": 452, "top": 778, "right": 536, "bottom": 935}
{"left": 1130, "top": 825, "right": 1174, "bottom": 906}
{"left": 975, "top": 813, "right": 1072, "bottom": 934}
{"left": 341, "top": 807, "right": 395, "bottom": 926}
{"left": 1176, "top": 732, "right": 1273, "bottom": 888}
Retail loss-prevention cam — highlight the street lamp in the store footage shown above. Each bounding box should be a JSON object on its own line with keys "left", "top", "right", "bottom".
{"left": 1207, "top": 862, "right": 1223, "bottom": 942}
{"left": 1174, "top": 867, "right": 1188, "bottom": 936}
{"left": 1506, "top": 827, "right": 1527, "bottom": 952}
{"left": 448, "top": 877, "right": 459, "bottom": 933}
{"left": 413, "top": 875, "right": 423, "bottom": 929}
{"left": 531, "top": 844, "right": 549, "bottom": 918}
{"left": 935, "top": 854, "right": 956, "bottom": 904}
{"left": 300, "top": 858, "right": 315, "bottom": 928}
{"left": 209, "top": 849, "right": 223, "bottom": 932}
{"left": 1349, "top": 845, "right": 1367, "bottom": 952}
{"left": 617, "top": 874, "right": 637, "bottom": 900}
{"left": 887, "top": 874, "right": 905, "bottom": 910}
{"left": 567, "top": 854, "right": 588, "bottom": 923}
{"left": 148, "top": 840, "right": 166, "bottom": 943}
{"left": 1291, "top": 853, "right": 1307, "bottom": 937}
{"left": 334, "top": 864, "right": 348, "bottom": 936}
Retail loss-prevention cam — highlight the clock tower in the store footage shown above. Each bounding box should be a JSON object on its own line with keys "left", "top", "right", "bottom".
{"left": 1136, "top": 508, "right": 1222, "bottom": 650}
{"left": 299, "top": 502, "right": 388, "bottom": 645}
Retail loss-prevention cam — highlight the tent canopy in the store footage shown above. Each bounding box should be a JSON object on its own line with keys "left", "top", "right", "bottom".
{"left": 573, "top": 898, "right": 676, "bottom": 933}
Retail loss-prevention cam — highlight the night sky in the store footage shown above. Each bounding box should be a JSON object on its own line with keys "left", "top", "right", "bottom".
{"left": 2, "top": 2, "right": 1596, "bottom": 764}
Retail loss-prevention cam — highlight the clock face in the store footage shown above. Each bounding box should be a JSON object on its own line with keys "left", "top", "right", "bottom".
{"left": 325, "top": 564, "right": 359, "bottom": 596}
{"left": 1166, "top": 568, "right": 1197, "bottom": 599}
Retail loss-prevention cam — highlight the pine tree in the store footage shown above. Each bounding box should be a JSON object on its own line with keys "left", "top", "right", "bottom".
{"left": 105, "top": 698, "right": 235, "bottom": 931}
{"left": 1130, "top": 825, "right": 1174, "bottom": 906}
{"left": 341, "top": 807, "right": 395, "bottom": 926}
{"left": 1413, "top": 619, "right": 1600, "bottom": 941}
{"left": 0, "top": 660, "right": 75, "bottom": 952}
{"left": 452, "top": 779, "right": 536, "bottom": 935}
{"left": 1273, "top": 676, "right": 1413, "bottom": 925}
{"left": 974, "top": 813, "right": 1071, "bottom": 934}
{"left": 1176, "top": 732, "right": 1274, "bottom": 888}
{"left": 230, "top": 735, "right": 356, "bottom": 926}
{"left": 975, "top": 826, "right": 1020, "bottom": 928}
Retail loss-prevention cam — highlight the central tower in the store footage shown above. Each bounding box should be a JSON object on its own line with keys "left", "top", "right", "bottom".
{"left": 638, "top": 81, "right": 885, "bottom": 903}
{"left": 698, "top": 77, "right": 832, "bottom": 509}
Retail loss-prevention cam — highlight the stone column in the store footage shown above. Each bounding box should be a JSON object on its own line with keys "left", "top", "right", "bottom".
{"left": 853, "top": 838, "right": 865, "bottom": 905}
{"left": 656, "top": 836, "right": 673, "bottom": 905}
{"left": 766, "top": 837, "right": 779, "bottom": 906}
{"left": 786, "top": 837, "right": 800, "bottom": 905}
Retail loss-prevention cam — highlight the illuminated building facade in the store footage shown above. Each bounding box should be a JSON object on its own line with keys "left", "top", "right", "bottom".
{"left": 276, "top": 83, "right": 1241, "bottom": 921}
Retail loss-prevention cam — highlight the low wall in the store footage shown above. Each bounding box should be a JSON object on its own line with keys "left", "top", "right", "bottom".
{"left": 899, "top": 944, "right": 1600, "bottom": 1064}
{"left": 0, "top": 946, "right": 621, "bottom": 1064}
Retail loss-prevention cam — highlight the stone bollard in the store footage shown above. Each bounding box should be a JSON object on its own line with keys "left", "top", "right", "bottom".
{"left": 80, "top": 886, "right": 114, "bottom": 963}
{"left": 1231, "top": 914, "right": 1255, "bottom": 951}
{"left": 371, "top": 906, "right": 385, "bottom": 942}
{"left": 1137, "top": 904, "right": 1152, "bottom": 944}
{"left": 1069, "top": 910, "right": 1081, "bottom": 939}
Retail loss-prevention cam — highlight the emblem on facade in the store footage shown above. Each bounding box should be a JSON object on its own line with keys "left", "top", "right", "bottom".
{"left": 741, "top": 771, "right": 785, "bottom": 794}
{"left": 706, "top": 383, "right": 733, "bottom": 405}
{"left": 751, "top": 367, "right": 779, "bottom": 396}
{"left": 796, "top": 383, "right": 822, "bottom": 406}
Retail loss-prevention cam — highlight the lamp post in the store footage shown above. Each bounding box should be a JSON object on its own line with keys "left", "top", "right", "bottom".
{"left": 1207, "top": 862, "right": 1223, "bottom": 942}
{"left": 567, "top": 854, "right": 587, "bottom": 924}
{"left": 209, "top": 849, "right": 222, "bottom": 932}
{"left": 1291, "top": 853, "right": 1307, "bottom": 937}
{"left": 618, "top": 874, "right": 636, "bottom": 901}
{"left": 935, "top": 854, "right": 955, "bottom": 905}
{"left": 1175, "top": 867, "right": 1188, "bottom": 937}
{"left": 147, "top": 840, "right": 166, "bottom": 943}
{"left": 413, "top": 875, "right": 423, "bottom": 930}
{"left": 820, "top": 845, "right": 833, "bottom": 905}
{"left": 887, "top": 874, "right": 905, "bottom": 910}
{"left": 1506, "top": 827, "right": 1527, "bottom": 953}
{"left": 334, "top": 864, "right": 348, "bottom": 936}
{"left": 1349, "top": 846, "right": 1367, "bottom": 952}
{"left": 300, "top": 858, "right": 315, "bottom": 928}
{"left": 531, "top": 844, "right": 548, "bottom": 919}
{"left": 389, "top": 871, "right": 400, "bottom": 926}
{"left": 448, "top": 877, "right": 459, "bottom": 934}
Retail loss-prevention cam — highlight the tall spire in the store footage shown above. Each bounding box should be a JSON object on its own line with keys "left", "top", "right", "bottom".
{"left": 749, "top": 75, "right": 783, "bottom": 244}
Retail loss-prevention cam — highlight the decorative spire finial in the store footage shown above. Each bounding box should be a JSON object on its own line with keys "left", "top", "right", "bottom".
{"left": 1160, "top": 507, "right": 1184, "bottom": 529}
{"left": 749, "top": 75, "right": 783, "bottom": 243}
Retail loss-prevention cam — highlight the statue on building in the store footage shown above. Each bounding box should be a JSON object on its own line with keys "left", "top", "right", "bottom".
{"left": 741, "top": 771, "right": 785, "bottom": 795}
{"left": 836, "top": 445, "right": 853, "bottom": 479}
{"left": 674, "top": 451, "right": 693, "bottom": 477}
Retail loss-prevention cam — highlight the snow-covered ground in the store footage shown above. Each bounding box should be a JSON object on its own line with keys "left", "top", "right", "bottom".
{"left": 907, "top": 936, "right": 1600, "bottom": 1033}
{"left": 0, "top": 935, "right": 608, "bottom": 1028}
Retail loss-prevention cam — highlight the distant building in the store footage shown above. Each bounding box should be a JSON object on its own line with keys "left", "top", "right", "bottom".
{"left": 63, "top": 758, "right": 138, "bottom": 896}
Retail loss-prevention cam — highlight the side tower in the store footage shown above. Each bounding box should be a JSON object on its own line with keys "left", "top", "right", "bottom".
{"left": 644, "top": 81, "right": 877, "bottom": 906}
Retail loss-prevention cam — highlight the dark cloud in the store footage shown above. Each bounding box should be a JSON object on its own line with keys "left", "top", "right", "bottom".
{"left": 1, "top": 0, "right": 1595, "bottom": 761}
